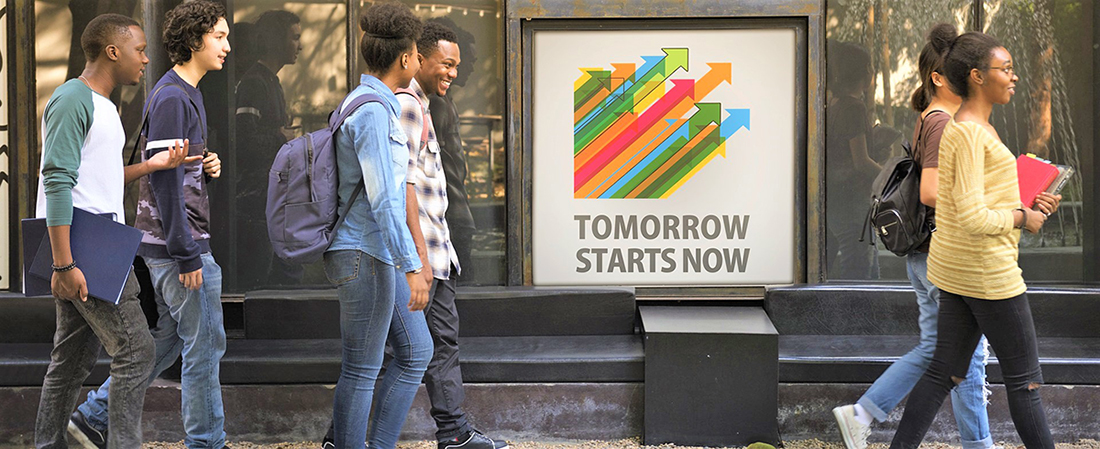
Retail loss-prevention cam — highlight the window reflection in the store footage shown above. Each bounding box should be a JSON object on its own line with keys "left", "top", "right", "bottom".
{"left": 825, "top": 39, "right": 881, "bottom": 280}
{"left": 825, "top": 0, "right": 972, "bottom": 280}
{"left": 232, "top": 0, "right": 347, "bottom": 289}
{"left": 359, "top": 0, "right": 505, "bottom": 286}
{"left": 983, "top": 0, "right": 1092, "bottom": 281}
{"left": 234, "top": 10, "right": 304, "bottom": 288}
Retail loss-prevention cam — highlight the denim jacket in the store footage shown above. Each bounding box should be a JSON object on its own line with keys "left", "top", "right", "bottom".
{"left": 328, "top": 74, "right": 421, "bottom": 273}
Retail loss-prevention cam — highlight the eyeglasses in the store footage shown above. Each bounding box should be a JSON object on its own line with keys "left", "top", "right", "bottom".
{"left": 987, "top": 65, "right": 1015, "bottom": 76}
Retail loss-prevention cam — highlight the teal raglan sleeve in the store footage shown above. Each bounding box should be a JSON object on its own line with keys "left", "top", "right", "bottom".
{"left": 40, "top": 87, "right": 93, "bottom": 226}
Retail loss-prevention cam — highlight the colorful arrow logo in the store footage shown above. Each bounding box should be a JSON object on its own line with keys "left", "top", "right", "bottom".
{"left": 573, "top": 49, "right": 749, "bottom": 199}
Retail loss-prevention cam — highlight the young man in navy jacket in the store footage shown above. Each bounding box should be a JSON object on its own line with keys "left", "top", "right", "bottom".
{"left": 69, "top": 2, "right": 231, "bottom": 448}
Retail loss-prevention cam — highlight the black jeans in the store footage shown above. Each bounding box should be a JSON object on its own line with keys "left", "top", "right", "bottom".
{"left": 423, "top": 272, "right": 472, "bottom": 440}
{"left": 890, "top": 290, "right": 1053, "bottom": 449}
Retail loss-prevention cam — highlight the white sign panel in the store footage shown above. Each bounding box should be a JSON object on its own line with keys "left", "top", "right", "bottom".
{"left": 532, "top": 28, "right": 797, "bottom": 285}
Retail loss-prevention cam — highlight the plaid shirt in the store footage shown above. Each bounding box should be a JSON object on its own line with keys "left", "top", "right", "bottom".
{"left": 397, "top": 79, "right": 460, "bottom": 279}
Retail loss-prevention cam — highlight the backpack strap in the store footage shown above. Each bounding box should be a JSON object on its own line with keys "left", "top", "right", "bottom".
{"left": 127, "top": 83, "right": 190, "bottom": 166}
{"left": 395, "top": 88, "right": 431, "bottom": 152}
{"left": 910, "top": 109, "right": 948, "bottom": 160}
{"left": 330, "top": 93, "right": 384, "bottom": 129}
{"left": 330, "top": 93, "right": 386, "bottom": 234}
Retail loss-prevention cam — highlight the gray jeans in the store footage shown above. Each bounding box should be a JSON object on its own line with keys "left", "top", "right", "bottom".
{"left": 35, "top": 269, "right": 155, "bottom": 449}
{"left": 423, "top": 273, "right": 471, "bottom": 440}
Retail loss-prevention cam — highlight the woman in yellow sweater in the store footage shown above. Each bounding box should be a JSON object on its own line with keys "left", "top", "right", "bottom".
{"left": 889, "top": 32, "right": 1061, "bottom": 449}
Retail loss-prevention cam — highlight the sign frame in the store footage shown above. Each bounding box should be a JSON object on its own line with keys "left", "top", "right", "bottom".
{"left": 506, "top": 5, "right": 825, "bottom": 294}
{"left": 529, "top": 24, "right": 801, "bottom": 287}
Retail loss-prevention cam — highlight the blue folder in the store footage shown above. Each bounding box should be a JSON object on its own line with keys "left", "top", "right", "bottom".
{"left": 22, "top": 208, "right": 144, "bottom": 304}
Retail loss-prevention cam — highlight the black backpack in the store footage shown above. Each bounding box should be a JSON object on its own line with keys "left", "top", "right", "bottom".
{"left": 860, "top": 112, "right": 941, "bottom": 256}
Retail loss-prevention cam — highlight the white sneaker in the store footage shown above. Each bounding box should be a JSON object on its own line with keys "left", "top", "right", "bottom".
{"left": 833, "top": 404, "right": 871, "bottom": 449}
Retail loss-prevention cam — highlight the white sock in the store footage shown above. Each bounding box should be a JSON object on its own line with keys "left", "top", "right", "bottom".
{"left": 852, "top": 404, "right": 874, "bottom": 426}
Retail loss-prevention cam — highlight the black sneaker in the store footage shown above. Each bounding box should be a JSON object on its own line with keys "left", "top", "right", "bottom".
{"left": 67, "top": 410, "right": 106, "bottom": 449}
{"left": 321, "top": 420, "right": 335, "bottom": 449}
{"left": 438, "top": 430, "right": 509, "bottom": 449}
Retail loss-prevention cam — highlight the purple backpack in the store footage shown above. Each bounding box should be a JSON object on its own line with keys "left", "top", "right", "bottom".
{"left": 266, "top": 93, "right": 382, "bottom": 264}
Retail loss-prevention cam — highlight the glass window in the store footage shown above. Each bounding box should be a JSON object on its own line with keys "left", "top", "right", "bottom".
{"left": 983, "top": 0, "right": 1095, "bottom": 282}
{"left": 228, "top": 0, "right": 348, "bottom": 290}
{"left": 354, "top": 0, "right": 507, "bottom": 286}
{"left": 34, "top": 0, "right": 147, "bottom": 226}
{"left": 825, "top": 0, "right": 974, "bottom": 280}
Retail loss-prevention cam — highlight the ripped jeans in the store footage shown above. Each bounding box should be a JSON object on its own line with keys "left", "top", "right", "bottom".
{"left": 891, "top": 291, "right": 1053, "bottom": 449}
{"left": 859, "top": 252, "right": 990, "bottom": 449}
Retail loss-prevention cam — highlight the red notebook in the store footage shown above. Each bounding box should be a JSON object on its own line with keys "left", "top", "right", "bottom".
{"left": 1016, "top": 154, "right": 1059, "bottom": 208}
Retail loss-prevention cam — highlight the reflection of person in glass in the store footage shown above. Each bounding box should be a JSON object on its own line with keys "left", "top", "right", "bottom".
{"left": 324, "top": 2, "right": 431, "bottom": 448}
{"left": 426, "top": 17, "right": 477, "bottom": 286}
{"left": 825, "top": 40, "right": 880, "bottom": 280}
{"left": 235, "top": 10, "right": 303, "bottom": 287}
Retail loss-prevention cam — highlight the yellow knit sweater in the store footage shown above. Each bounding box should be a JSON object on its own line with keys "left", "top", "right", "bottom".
{"left": 928, "top": 120, "right": 1026, "bottom": 300}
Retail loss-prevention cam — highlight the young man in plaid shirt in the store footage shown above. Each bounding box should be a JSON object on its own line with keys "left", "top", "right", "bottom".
{"left": 398, "top": 21, "right": 509, "bottom": 449}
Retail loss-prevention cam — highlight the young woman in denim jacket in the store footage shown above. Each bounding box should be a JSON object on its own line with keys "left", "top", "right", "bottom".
{"left": 325, "top": 3, "right": 432, "bottom": 448}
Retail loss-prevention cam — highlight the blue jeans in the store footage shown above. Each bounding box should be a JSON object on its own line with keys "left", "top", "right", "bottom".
{"left": 326, "top": 250, "right": 432, "bottom": 449}
{"left": 78, "top": 253, "right": 226, "bottom": 448}
{"left": 858, "top": 252, "right": 991, "bottom": 449}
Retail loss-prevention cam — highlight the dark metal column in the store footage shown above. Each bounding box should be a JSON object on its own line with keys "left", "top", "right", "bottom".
{"left": 1087, "top": 0, "right": 1099, "bottom": 281}
{"left": 7, "top": 0, "right": 38, "bottom": 291}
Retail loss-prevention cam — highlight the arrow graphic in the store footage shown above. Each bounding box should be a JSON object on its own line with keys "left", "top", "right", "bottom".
{"left": 570, "top": 50, "right": 748, "bottom": 199}
{"left": 574, "top": 64, "right": 635, "bottom": 123}
{"left": 602, "top": 119, "right": 691, "bottom": 198}
{"left": 574, "top": 69, "right": 611, "bottom": 110}
{"left": 658, "top": 109, "right": 750, "bottom": 198}
{"left": 574, "top": 48, "right": 689, "bottom": 151}
{"left": 632, "top": 108, "right": 720, "bottom": 198}
{"left": 577, "top": 118, "right": 682, "bottom": 198}
{"left": 574, "top": 79, "right": 695, "bottom": 188}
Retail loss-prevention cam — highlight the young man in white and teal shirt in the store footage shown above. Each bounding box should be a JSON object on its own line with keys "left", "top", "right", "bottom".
{"left": 34, "top": 13, "right": 202, "bottom": 449}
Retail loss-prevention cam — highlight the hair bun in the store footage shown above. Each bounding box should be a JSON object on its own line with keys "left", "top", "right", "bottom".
{"left": 928, "top": 23, "right": 958, "bottom": 54}
{"left": 359, "top": 1, "right": 420, "bottom": 37}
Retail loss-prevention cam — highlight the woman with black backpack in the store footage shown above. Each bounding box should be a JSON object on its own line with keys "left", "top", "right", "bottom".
{"left": 833, "top": 24, "right": 997, "bottom": 449}
{"left": 889, "top": 30, "right": 1061, "bottom": 449}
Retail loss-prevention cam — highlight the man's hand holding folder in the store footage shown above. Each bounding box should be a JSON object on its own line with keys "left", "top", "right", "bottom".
{"left": 48, "top": 225, "right": 89, "bottom": 302}
{"left": 23, "top": 208, "right": 144, "bottom": 304}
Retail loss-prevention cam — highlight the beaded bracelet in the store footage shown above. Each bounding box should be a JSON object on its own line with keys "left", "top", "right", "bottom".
{"left": 51, "top": 261, "right": 77, "bottom": 273}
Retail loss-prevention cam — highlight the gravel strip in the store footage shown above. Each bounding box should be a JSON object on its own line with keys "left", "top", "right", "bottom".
{"left": 142, "top": 438, "right": 1100, "bottom": 449}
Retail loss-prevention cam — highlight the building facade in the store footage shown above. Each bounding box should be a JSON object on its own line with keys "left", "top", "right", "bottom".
{"left": 2, "top": 0, "right": 1098, "bottom": 292}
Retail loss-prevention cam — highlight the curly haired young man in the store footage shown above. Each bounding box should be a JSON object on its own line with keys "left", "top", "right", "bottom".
{"left": 68, "top": 2, "right": 230, "bottom": 448}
